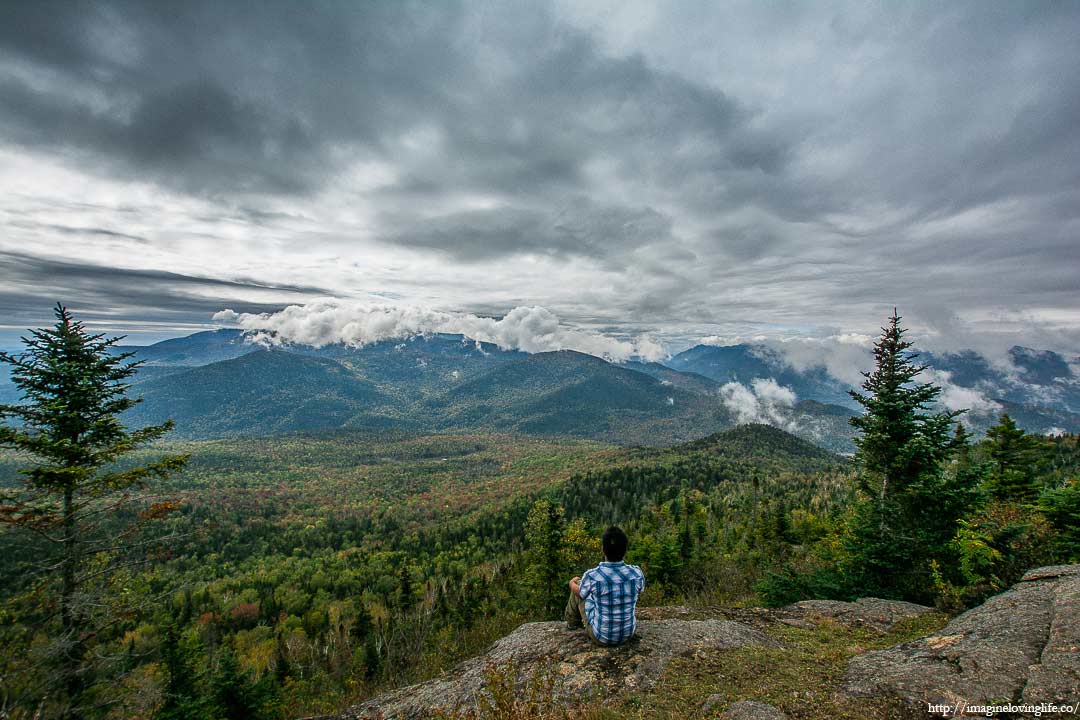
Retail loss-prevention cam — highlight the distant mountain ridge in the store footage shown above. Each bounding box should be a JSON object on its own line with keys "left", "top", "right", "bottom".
{"left": 668, "top": 341, "right": 1080, "bottom": 436}
{"left": 5, "top": 327, "right": 1072, "bottom": 449}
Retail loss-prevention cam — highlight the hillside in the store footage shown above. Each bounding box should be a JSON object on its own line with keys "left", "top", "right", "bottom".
{"left": 426, "top": 350, "right": 732, "bottom": 443}
{"left": 666, "top": 344, "right": 854, "bottom": 408}
{"left": 114, "top": 328, "right": 257, "bottom": 366}
{"left": 99, "top": 329, "right": 1080, "bottom": 449}
{"left": 684, "top": 422, "right": 842, "bottom": 466}
{"left": 106, "top": 331, "right": 859, "bottom": 449}
{"left": 125, "top": 349, "right": 392, "bottom": 435}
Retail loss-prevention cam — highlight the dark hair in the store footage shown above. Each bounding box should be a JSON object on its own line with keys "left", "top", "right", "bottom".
{"left": 602, "top": 526, "right": 628, "bottom": 562}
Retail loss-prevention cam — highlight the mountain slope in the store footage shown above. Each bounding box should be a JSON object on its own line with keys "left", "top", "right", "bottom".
{"left": 425, "top": 350, "right": 733, "bottom": 443}
{"left": 125, "top": 349, "right": 390, "bottom": 436}
{"left": 670, "top": 342, "right": 1080, "bottom": 436}
{"left": 100, "top": 330, "right": 1080, "bottom": 448}
{"left": 683, "top": 423, "right": 843, "bottom": 468}
{"left": 115, "top": 328, "right": 257, "bottom": 366}
{"left": 666, "top": 344, "right": 854, "bottom": 407}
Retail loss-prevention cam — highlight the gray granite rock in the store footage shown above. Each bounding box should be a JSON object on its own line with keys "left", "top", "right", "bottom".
{"left": 721, "top": 699, "right": 789, "bottom": 719}
{"left": 778, "top": 597, "right": 935, "bottom": 632}
{"left": 843, "top": 564, "right": 1080, "bottom": 716}
{"left": 338, "top": 610, "right": 780, "bottom": 719}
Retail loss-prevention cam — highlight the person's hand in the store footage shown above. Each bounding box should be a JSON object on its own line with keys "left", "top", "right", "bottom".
{"left": 569, "top": 576, "right": 581, "bottom": 593}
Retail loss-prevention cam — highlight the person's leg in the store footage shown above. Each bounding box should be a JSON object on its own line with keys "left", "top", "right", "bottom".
{"left": 566, "top": 593, "right": 602, "bottom": 644}
{"left": 564, "top": 590, "right": 585, "bottom": 628}
{"left": 583, "top": 619, "right": 601, "bottom": 645}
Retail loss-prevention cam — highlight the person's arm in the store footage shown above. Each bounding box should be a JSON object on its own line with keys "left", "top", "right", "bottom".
{"left": 569, "top": 576, "right": 581, "bottom": 596}
{"left": 576, "top": 571, "right": 596, "bottom": 599}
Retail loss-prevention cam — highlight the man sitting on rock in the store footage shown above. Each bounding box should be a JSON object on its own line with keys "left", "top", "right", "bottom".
{"left": 565, "top": 526, "right": 645, "bottom": 646}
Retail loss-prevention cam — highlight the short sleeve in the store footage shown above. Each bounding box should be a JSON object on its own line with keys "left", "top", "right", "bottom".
{"left": 636, "top": 566, "right": 646, "bottom": 593}
{"left": 578, "top": 570, "right": 597, "bottom": 599}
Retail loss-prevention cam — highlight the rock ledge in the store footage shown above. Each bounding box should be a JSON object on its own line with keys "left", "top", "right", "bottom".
{"left": 339, "top": 607, "right": 778, "bottom": 719}
{"left": 844, "top": 564, "right": 1080, "bottom": 715}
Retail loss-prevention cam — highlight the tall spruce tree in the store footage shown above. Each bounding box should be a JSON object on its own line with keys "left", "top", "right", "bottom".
{"left": 845, "top": 310, "right": 963, "bottom": 600}
{"left": 0, "top": 304, "right": 188, "bottom": 717}
{"left": 524, "top": 499, "right": 568, "bottom": 618}
{"left": 984, "top": 414, "right": 1041, "bottom": 501}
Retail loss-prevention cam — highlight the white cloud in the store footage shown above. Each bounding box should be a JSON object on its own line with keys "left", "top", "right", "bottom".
{"left": 699, "top": 332, "right": 874, "bottom": 387}
{"left": 765, "top": 336, "right": 874, "bottom": 387}
{"left": 213, "top": 298, "right": 668, "bottom": 362}
{"left": 925, "top": 369, "right": 1002, "bottom": 416}
{"left": 719, "top": 378, "right": 799, "bottom": 430}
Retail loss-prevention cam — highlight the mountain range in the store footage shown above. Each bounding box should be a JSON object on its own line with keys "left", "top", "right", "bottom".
{"left": 2, "top": 329, "right": 1077, "bottom": 451}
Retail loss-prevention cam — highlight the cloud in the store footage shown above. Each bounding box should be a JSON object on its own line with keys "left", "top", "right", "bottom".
{"left": 719, "top": 378, "right": 798, "bottom": 429}
{"left": 924, "top": 369, "right": 1002, "bottom": 417}
{"left": 0, "top": 250, "right": 323, "bottom": 335}
{"left": 214, "top": 299, "right": 667, "bottom": 362}
{"left": 382, "top": 200, "right": 673, "bottom": 263}
{"left": 700, "top": 332, "right": 874, "bottom": 387}
{"left": 0, "top": 1, "right": 1078, "bottom": 355}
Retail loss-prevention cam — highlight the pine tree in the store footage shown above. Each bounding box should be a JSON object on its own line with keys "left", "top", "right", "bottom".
{"left": 0, "top": 304, "right": 188, "bottom": 716}
{"left": 157, "top": 625, "right": 206, "bottom": 720}
{"left": 849, "top": 311, "right": 960, "bottom": 532}
{"left": 273, "top": 632, "right": 291, "bottom": 685}
{"left": 844, "top": 310, "right": 964, "bottom": 600}
{"left": 985, "top": 414, "right": 1041, "bottom": 501}
{"left": 952, "top": 422, "right": 974, "bottom": 464}
{"left": 210, "top": 644, "right": 249, "bottom": 719}
{"left": 524, "top": 500, "right": 567, "bottom": 618}
{"left": 396, "top": 563, "right": 416, "bottom": 612}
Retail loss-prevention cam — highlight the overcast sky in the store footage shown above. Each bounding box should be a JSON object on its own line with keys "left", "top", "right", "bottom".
{"left": 2, "top": 0, "right": 1078, "bottom": 359}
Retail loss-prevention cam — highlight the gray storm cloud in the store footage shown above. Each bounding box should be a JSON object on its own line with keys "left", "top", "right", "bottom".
{"left": 1, "top": 1, "right": 1078, "bottom": 350}
{"left": 214, "top": 300, "right": 667, "bottom": 363}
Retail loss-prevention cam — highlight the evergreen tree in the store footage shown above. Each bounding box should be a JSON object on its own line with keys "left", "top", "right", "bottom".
{"left": 844, "top": 310, "right": 963, "bottom": 600}
{"left": 985, "top": 414, "right": 1041, "bottom": 501}
{"left": 362, "top": 634, "right": 382, "bottom": 681}
{"left": 157, "top": 626, "right": 206, "bottom": 720}
{"left": 210, "top": 644, "right": 249, "bottom": 719}
{"left": 350, "top": 598, "right": 373, "bottom": 643}
{"left": 524, "top": 500, "right": 567, "bottom": 618}
{"left": 1040, "top": 479, "right": 1080, "bottom": 560}
{"left": 396, "top": 563, "right": 416, "bottom": 612}
{"left": 0, "top": 304, "right": 188, "bottom": 716}
{"left": 273, "top": 632, "right": 291, "bottom": 685}
{"left": 951, "top": 422, "right": 974, "bottom": 464}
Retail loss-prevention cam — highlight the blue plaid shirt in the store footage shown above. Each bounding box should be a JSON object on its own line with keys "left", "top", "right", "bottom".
{"left": 578, "top": 561, "right": 645, "bottom": 645}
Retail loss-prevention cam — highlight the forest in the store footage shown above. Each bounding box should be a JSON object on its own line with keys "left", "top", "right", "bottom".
{"left": 0, "top": 309, "right": 1078, "bottom": 719}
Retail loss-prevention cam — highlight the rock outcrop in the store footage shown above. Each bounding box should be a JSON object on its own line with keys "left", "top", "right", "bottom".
{"left": 844, "top": 565, "right": 1080, "bottom": 715}
{"left": 338, "top": 607, "right": 779, "bottom": 719}
{"left": 717, "top": 699, "right": 789, "bottom": 719}
{"left": 322, "top": 568, "right": 1079, "bottom": 720}
{"left": 777, "top": 597, "right": 932, "bottom": 632}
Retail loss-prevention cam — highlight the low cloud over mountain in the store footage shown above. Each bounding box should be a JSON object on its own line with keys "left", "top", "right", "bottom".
{"left": 214, "top": 299, "right": 667, "bottom": 363}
